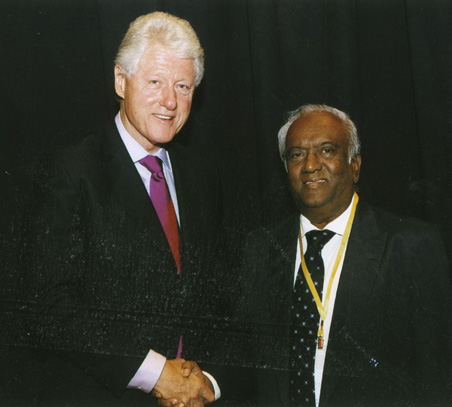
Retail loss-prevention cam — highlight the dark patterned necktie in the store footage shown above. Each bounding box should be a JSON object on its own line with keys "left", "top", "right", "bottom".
{"left": 290, "top": 229, "right": 335, "bottom": 407}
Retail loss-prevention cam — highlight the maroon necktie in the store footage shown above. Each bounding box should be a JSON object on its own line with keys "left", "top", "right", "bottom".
{"left": 139, "top": 155, "right": 181, "bottom": 275}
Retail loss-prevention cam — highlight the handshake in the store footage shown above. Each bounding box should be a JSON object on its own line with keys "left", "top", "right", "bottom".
{"left": 152, "top": 359, "right": 216, "bottom": 407}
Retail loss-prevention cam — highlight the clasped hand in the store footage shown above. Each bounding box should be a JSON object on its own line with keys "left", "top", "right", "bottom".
{"left": 152, "top": 359, "right": 215, "bottom": 407}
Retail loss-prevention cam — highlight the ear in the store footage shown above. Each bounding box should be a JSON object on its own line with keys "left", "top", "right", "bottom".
{"left": 352, "top": 154, "right": 361, "bottom": 184}
{"left": 114, "top": 65, "right": 126, "bottom": 99}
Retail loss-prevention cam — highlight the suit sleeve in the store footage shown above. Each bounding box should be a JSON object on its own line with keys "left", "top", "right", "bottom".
{"left": 20, "top": 157, "right": 144, "bottom": 397}
{"left": 410, "top": 226, "right": 452, "bottom": 405}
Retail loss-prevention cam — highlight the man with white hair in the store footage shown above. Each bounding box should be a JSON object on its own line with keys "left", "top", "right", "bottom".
{"left": 238, "top": 104, "right": 452, "bottom": 406}
{"left": 25, "top": 11, "right": 220, "bottom": 407}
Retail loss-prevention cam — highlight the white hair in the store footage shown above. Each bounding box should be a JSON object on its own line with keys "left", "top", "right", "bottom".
{"left": 115, "top": 11, "right": 204, "bottom": 86}
{"left": 277, "top": 104, "right": 361, "bottom": 165}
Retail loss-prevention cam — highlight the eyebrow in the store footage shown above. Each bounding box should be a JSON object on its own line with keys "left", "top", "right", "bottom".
{"left": 288, "top": 141, "right": 339, "bottom": 149}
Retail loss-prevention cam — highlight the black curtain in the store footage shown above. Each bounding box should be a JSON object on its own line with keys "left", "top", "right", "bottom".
{"left": 1, "top": 0, "right": 452, "bottom": 262}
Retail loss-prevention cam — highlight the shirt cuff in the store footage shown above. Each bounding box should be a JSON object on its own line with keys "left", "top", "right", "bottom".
{"left": 203, "top": 371, "right": 221, "bottom": 400}
{"left": 127, "top": 349, "right": 166, "bottom": 393}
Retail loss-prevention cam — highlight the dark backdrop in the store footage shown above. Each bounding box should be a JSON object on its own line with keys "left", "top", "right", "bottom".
{"left": 1, "top": 0, "right": 452, "bottom": 264}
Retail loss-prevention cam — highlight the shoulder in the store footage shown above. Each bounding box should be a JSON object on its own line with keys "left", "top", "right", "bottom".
{"left": 56, "top": 135, "right": 100, "bottom": 169}
{"left": 167, "top": 142, "right": 220, "bottom": 195}
{"left": 246, "top": 213, "right": 300, "bottom": 250}
{"left": 167, "top": 142, "right": 217, "bottom": 173}
{"left": 56, "top": 123, "right": 119, "bottom": 169}
{"left": 362, "top": 200, "right": 436, "bottom": 229}
{"left": 45, "top": 122, "right": 121, "bottom": 172}
{"left": 32, "top": 124, "right": 121, "bottom": 193}
{"left": 260, "top": 213, "right": 299, "bottom": 235}
{"left": 356, "top": 200, "right": 444, "bottom": 246}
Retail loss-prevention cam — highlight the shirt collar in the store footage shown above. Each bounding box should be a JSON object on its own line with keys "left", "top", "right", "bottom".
{"left": 115, "top": 112, "right": 171, "bottom": 170}
{"left": 300, "top": 197, "right": 355, "bottom": 237}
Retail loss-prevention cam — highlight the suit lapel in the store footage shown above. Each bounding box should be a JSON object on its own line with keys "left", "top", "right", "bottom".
{"left": 320, "top": 201, "right": 388, "bottom": 405}
{"left": 269, "top": 214, "right": 299, "bottom": 297}
{"left": 167, "top": 144, "right": 194, "bottom": 246}
{"left": 101, "top": 122, "right": 169, "bottom": 241}
{"left": 168, "top": 143, "right": 220, "bottom": 277}
{"left": 167, "top": 145, "right": 195, "bottom": 280}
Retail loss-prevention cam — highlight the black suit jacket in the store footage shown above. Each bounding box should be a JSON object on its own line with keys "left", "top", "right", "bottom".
{"left": 18, "top": 121, "right": 222, "bottom": 405}
{"left": 238, "top": 200, "right": 452, "bottom": 407}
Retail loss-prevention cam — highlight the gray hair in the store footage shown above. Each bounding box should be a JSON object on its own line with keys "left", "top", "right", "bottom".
{"left": 278, "top": 104, "right": 361, "bottom": 165}
{"left": 115, "top": 11, "right": 204, "bottom": 86}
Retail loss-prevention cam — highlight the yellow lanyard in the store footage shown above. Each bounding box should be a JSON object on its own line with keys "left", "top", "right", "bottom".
{"left": 298, "top": 192, "right": 359, "bottom": 349}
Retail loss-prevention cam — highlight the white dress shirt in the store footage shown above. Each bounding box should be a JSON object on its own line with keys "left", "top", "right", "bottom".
{"left": 114, "top": 113, "right": 220, "bottom": 399}
{"left": 114, "top": 113, "right": 180, "bottom": 223}
{"left": 294, "top": 198, "right": 354, "bottom": 406}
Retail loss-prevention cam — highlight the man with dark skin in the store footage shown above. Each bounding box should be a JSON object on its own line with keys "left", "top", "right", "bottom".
{"left": 239, "top": 104, "right": 452, "bottom": 407}
{"left": 284, "top": 109, "right": 361, "bottom": 228}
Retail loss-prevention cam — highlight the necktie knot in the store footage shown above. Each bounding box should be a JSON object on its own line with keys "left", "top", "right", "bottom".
{"left": 139, "top": 155, "right": 165, "bottom": 181}
{"left": 305, "top": 229, "right": 335, "bottom": 251}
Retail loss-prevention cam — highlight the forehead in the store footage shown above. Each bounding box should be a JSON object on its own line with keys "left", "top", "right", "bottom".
{"left": 287, "top": 112, "right": 347, "bottom": 147}
{"left": 136, "top": 45, "right": 195, "bottom": 76}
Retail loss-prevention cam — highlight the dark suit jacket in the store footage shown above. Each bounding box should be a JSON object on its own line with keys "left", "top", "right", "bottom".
{"left": 238, "top": 200, "right": 452, "bottom": 407}
{"left": 17, "top": 121, "right": 222, "bottom": 405}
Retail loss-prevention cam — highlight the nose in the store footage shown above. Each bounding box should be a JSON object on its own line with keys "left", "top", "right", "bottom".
{"left": 159, "top": 84, "right": 177, "bottom": 110}
{"left": 302, "top": 151, "right": 322, "bottom": 173}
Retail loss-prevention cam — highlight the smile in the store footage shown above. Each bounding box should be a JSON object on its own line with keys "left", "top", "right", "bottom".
{"left": 154, "top": 114, "right": 174, "bottom": 121}
{"left": 304, "top": 179, "right": 326, "bottom": 185}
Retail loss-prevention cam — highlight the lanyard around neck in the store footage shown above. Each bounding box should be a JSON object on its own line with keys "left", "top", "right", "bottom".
{"left": 298, "top": 192, "right": 359, "bottom": 321}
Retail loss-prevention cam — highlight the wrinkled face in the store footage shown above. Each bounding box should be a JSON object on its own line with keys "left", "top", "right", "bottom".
{"left": 115, "top": 45, "right": 196, "bottom": 152}
{"left": 285, "top": 112, "right": 361, "bottom": 223}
